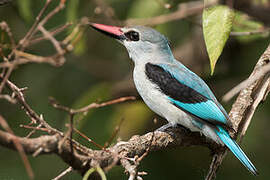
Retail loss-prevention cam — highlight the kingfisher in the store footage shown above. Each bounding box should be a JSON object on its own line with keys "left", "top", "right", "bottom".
{"left": 90, "top": 23, "right": 257, "bottom": 175}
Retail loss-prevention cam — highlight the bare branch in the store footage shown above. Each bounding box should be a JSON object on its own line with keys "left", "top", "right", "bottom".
{"left": 223, "top": 56, "right": 270, "bottom": 102}
{"left": 38, "top": 25, "right": 65, "bottom": 55}
{"left": 124, "top": 1, "right": 214, "bottom": 26}
{"left": 230, "top": 28, "right": 270, "bottom": 36}
{"left": 205, "top": 151, "right": 227, "bottom": 180}
{"left": 0, "top": 51, "right": 65, "bottom": 68}
{"left": 0, "top": 116, "right": 34, "bottom": 179}
{"left": 72, "top": 96, "right": 136, "bottom": 114}
{"left": 49, "top": 96, "right": 136, "bottom": 114}
{"left": 0, "top": 21, "right": 15, "bottom": 47}
{"left": 103, "top": 118, "right": 124, "bottom": 148}
{"left": 0, "top": 94, "right": 16, "bottom": 103}
{"left": 205, "top": 43, "right": 270, "bottom": 179}
{"left": 1, "top": 77, "right": 58, "bottom": 133}
{"left": 29, "top": 23, "right": 72, "bottom": 46}
{"left": 19, "top": 0, "right": 52, "bottom": 49}
{"left": 52, "top": 166, "right": 73, "bottom": 180}
{"left": 73, "top": 127, "right": 104, "bottom": 150}
{"left": 0, "top": 66, "right": 13, "bottom": 93}
{"left": 0, "top": 123, "right": 212, "bottom": 175}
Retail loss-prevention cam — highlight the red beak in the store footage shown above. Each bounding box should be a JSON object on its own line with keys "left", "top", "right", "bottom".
{"left": 90, "top": 23, "right": 126, "bottom": 40}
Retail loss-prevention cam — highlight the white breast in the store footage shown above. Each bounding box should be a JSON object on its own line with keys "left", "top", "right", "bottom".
{"left": 133, "top": 64, "right": 199, "bottom": 132}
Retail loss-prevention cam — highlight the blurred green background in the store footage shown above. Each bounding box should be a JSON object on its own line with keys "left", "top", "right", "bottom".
{"left": 0, "top": 0, "right": 269, "bottom": 179}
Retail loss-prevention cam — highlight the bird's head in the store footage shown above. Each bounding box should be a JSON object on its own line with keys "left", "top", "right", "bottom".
{"left": 90, "top": 23, "right": 173, "bottom": 64}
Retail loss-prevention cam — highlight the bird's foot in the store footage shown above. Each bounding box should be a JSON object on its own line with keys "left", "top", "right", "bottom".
{"left": 176, "top": 124, "right": 190, "bottom": 134}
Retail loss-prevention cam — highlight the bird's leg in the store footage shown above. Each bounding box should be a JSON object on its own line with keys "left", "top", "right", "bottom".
{"left": 155, "top": 123, "right": 190, "bottom": 134}
{"left": 155, "top": 123, "right": 177, "bottom": 132}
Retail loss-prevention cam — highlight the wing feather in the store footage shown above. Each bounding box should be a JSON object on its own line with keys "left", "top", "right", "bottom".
{"left": 145, "top": 62, "right": 231, "bottom": 126}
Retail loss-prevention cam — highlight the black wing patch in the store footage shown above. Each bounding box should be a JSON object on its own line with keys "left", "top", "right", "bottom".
{"left": 145, "top": 63, "right": 208, "bottom": 104}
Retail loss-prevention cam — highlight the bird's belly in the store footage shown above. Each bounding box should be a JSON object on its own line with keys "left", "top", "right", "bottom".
{"left": 133, "top": 68, "right": 199, "bottom": 132}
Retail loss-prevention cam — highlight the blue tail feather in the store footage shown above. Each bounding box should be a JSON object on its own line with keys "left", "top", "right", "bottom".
{"left": 215, "top": 125, "right": 258, "bottom": 175}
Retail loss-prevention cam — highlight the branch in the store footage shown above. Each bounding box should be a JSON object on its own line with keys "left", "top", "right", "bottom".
{"left": 230, "top": 28, "right": 270, "bottom": 36}
{"left": 18, "top": 0, "right": 52, "bottom": 49}
{"left": 223, "top": 61, "right": 270, "bottom": 102}
{"left": 0, "top": 130, "right": 93, "bottom": 173}
{"left": 52, "top": 166, "right": 73, "bottom": 180}
{"left": 124, "top": 1, "right": 215, "bottom": 26}
{"left": 0, "top": 123, "right": 215, "bottom": 176}
{"left": 205, "top": 43, "right": 270, "bottom": 179}
{"left": 0, "top": 115, "right": 34, "bottom": 179}
{"left": 49, "top": 96, "right": 136, "bottom": 114}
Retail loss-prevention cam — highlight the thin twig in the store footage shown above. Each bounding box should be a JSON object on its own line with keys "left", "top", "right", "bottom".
{"left": 0, "top": 51, "right": 65, "bottom": 68}
{"left": 19, "top": 0, "right": 52, "bottom": 49}
{"left": 124, "top": 1, "right": 214, "bottom": 26}
{"left": 69, "top": 114, "right": 74, "bottom": 159}
{"left": 103, "top": 118, "right": 124, "bottom": 148}
{"left": 49, "top": 96, "right": 135, "bottom": 115}
{"left": 0, "top": 115, "right": 34, "bottom": 179}
{"left": 0, "top": 66, "right": 13, "bottom": 94}
{"left": 52, "top": 166, "right": 73, "bottom": 180}
{"left": 0, "top": 94, "right": 16, "bottom": 103}
{"left": 20, "top": 124, "right": 52, "bottom": 134}
{"left": 223, "top": 62, "right": 270, "bottom": 102}
{"left": 38, "top": 1, "right": 65, "bottom": 29}
{"left": 2, "top": 78, "right": 57, "bottom": 132}
{"left": 72, "top": 96, "right": 136, "bottom": 114}
{"left": 230, "top": 28, "right": 270, "bottom": 36}
{"left": 48, "top": 96, "right": 72, "bottom": 113}
{"left": 38, "top": 25, "right": 64, "bottom": 55}
{"left": 205, "top": 151, "right": 227, "bottom": 180}
{"left": 73, "top": 127, "right": 104, "bottom": 150}
{"left": 25, "top": 121, "right": 43, "bottom": 138}
{"left": 0, "top": 21, "right": 15, "bottom": 48}
{"left": 29, "top": 23, "right": 72, "bottom": 46}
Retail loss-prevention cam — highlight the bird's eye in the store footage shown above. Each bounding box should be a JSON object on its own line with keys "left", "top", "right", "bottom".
{"left": 124, "top": 31, "right": 140, "bottom": 41}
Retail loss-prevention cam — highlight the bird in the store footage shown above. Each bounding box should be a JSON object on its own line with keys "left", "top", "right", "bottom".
{"left": 90, "top": 23, "right": 258, "bottom": 175}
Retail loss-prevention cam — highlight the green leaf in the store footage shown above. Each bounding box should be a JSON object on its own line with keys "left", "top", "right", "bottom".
{"left": 203, "top": 5, "right": 234, "bottom": 75}
{"left": 17, "top": 0, "right": 33, "bottom": 23}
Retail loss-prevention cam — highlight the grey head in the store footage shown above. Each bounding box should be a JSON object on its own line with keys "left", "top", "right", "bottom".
{"left": 90, "top": 23, "right": 174, "bottom": 65}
